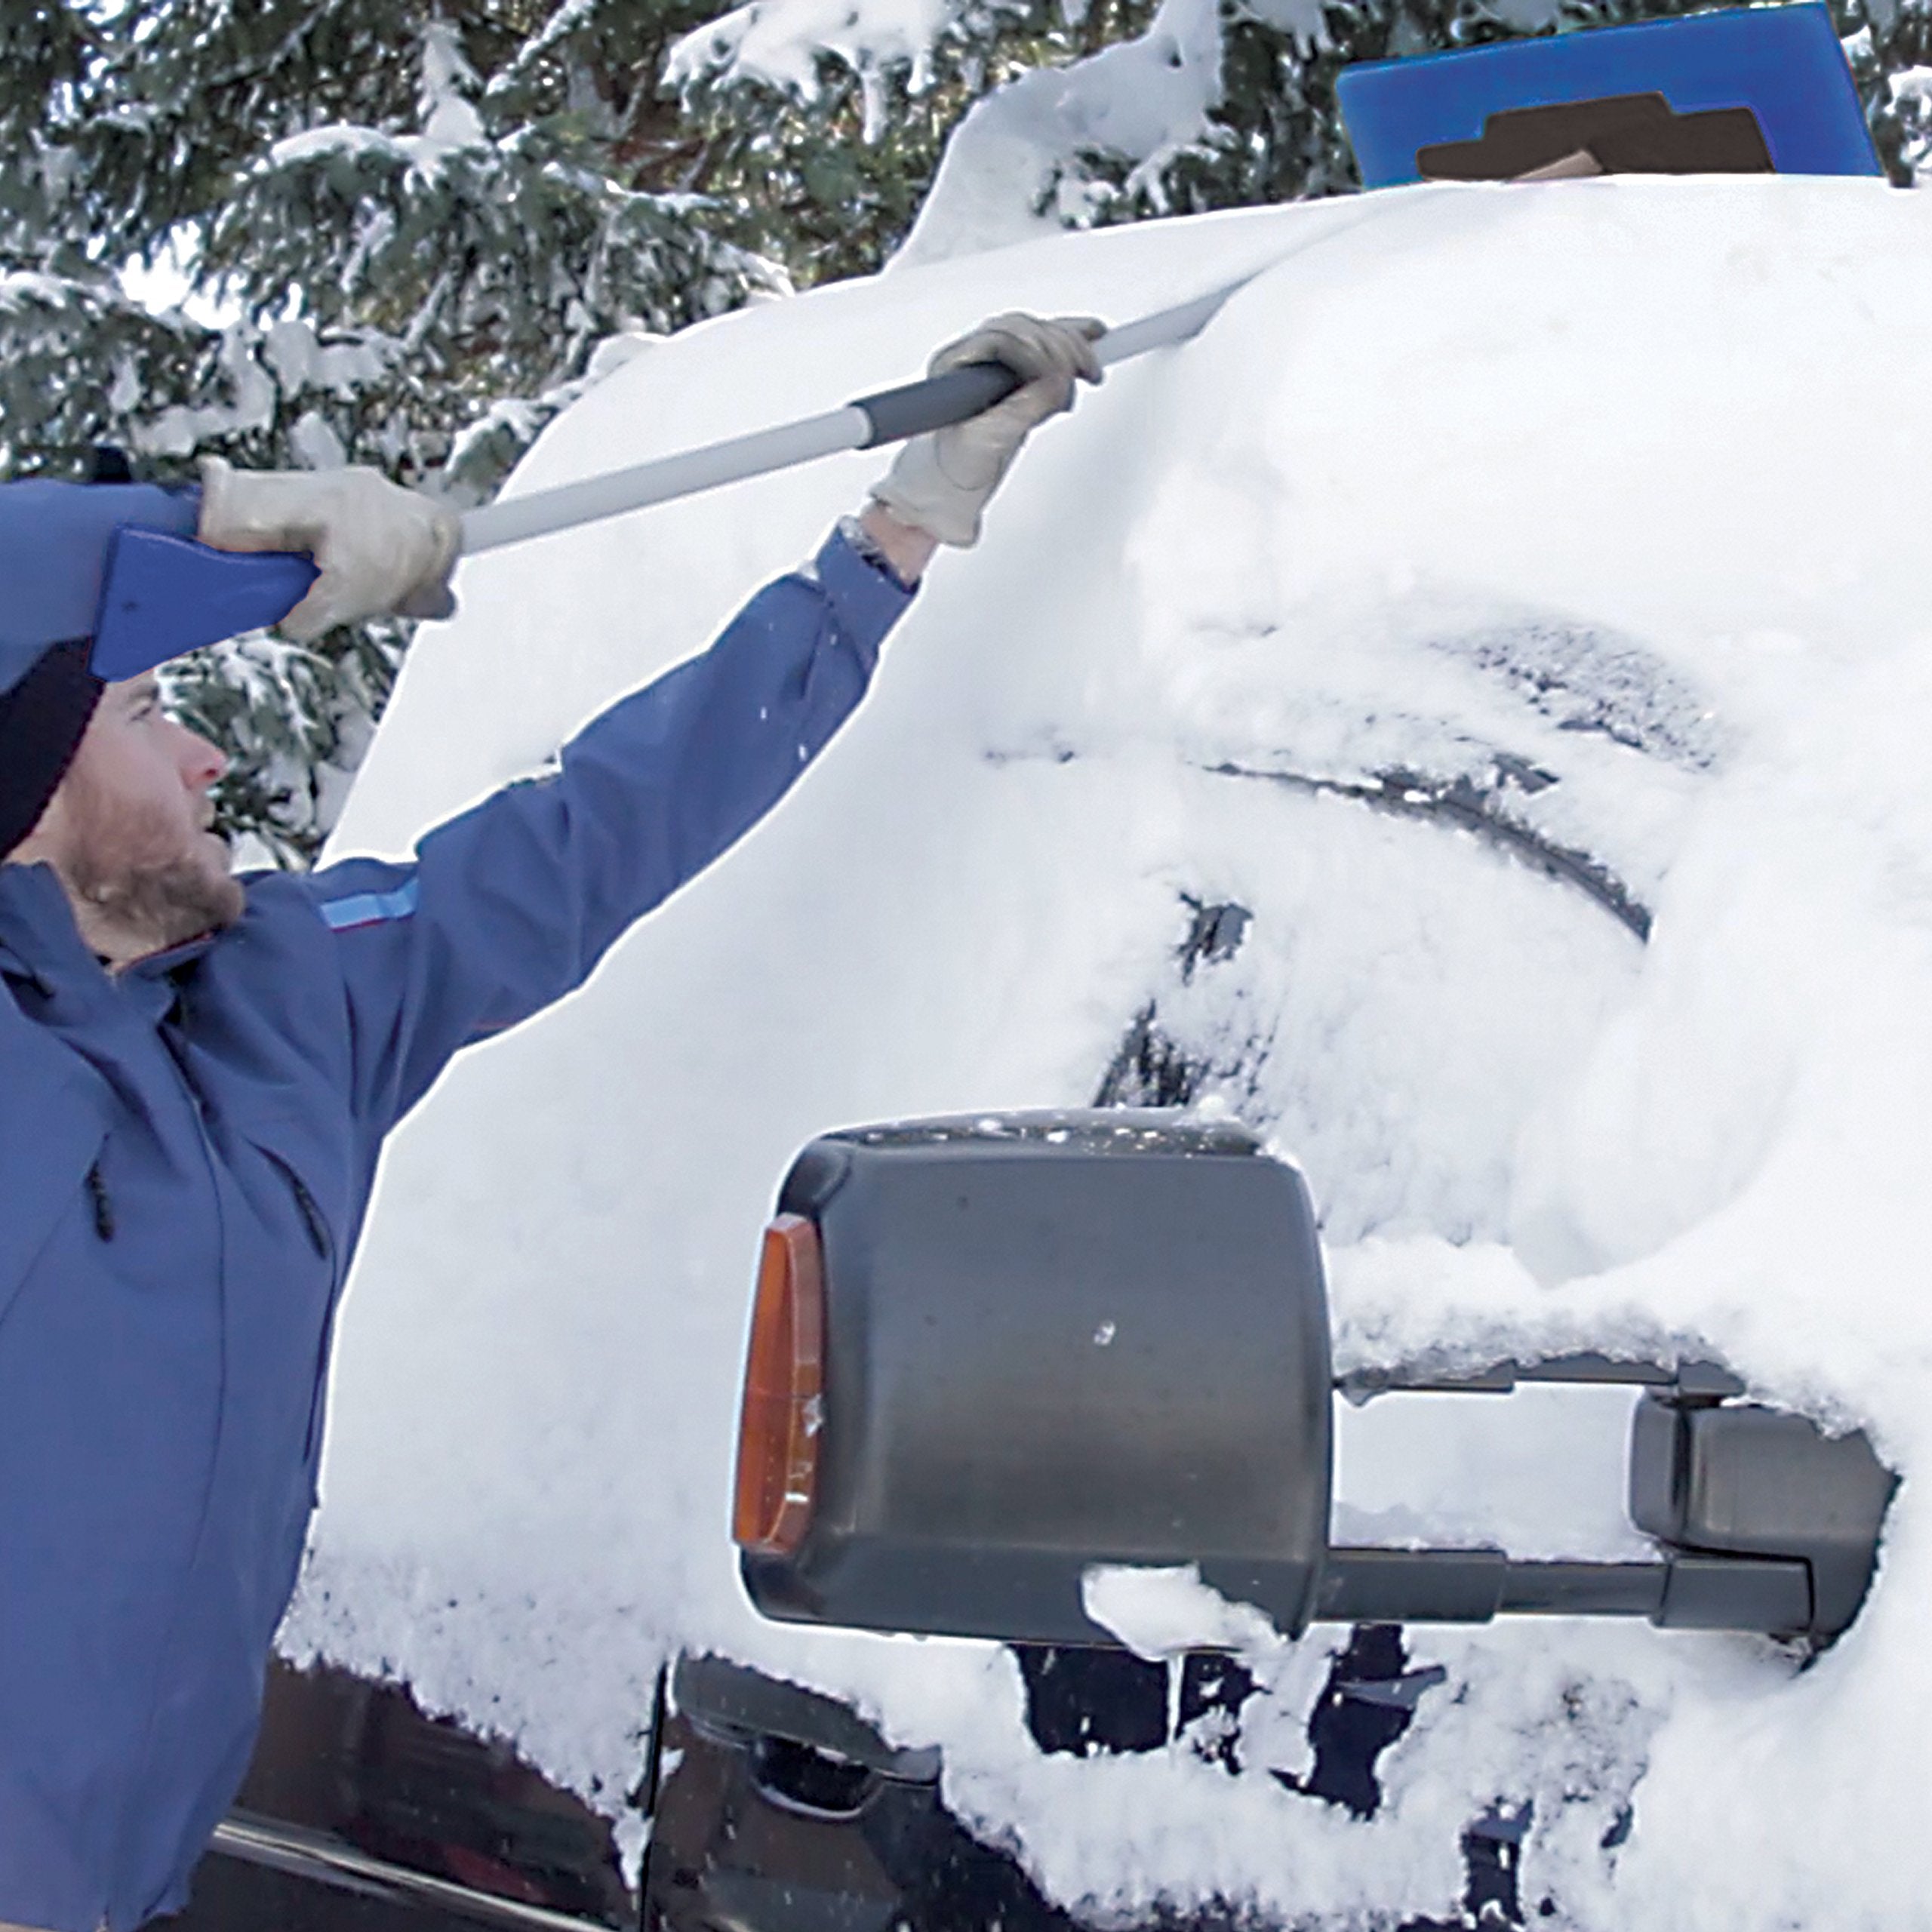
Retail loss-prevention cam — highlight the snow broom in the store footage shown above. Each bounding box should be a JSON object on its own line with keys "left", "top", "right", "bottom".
{"left": 89, "top": 2, "right": 1877, "bottom": 680}
{"left": 86, "top": 275, "right": 1276, "bottom": 679}
{"left": 730, "top": 1112, "right": 1897, "bottom": 1653}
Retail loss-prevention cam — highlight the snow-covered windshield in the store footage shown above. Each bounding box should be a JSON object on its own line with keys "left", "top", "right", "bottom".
{"left": 302, "top": 175, "right": 1932, "bottom": 1925}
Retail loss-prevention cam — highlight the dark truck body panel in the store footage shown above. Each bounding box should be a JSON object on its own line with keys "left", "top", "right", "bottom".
{"left": 174, "top": 1642, "right": 1516, "bottom": 1932}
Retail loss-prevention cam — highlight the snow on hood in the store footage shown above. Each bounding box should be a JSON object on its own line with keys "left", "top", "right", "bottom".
{"left": 305, "top": 176, "right": 1932, "bottom": 1926}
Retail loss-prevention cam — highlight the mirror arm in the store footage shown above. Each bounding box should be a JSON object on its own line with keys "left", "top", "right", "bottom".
{"left": 1317, "top": 1548, "right": 1813, "bottom": 1633}
{"left": 1336, "top": 1352, "right": 1744, "bottom": 1403}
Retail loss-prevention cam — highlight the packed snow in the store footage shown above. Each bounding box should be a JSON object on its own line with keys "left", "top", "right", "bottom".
{"left": 297, "top": 176, "right": 1932, "bottom": 1927}
{"left": 1084, "top": 1561, "right": 1306, "bottom": 1664}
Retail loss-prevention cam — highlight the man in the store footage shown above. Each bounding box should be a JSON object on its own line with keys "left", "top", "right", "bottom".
{"left": 0, "top": 312, "right": 1101, "bottom": 1931}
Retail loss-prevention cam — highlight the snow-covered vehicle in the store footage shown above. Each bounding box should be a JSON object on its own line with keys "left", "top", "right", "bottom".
{"left": 174, "top": 145, "right": 1932, "bottom": 1930}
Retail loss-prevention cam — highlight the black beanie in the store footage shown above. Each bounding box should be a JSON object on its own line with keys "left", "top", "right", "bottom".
{"left": 0, "top": 641, "right": 104, "bottom": 860}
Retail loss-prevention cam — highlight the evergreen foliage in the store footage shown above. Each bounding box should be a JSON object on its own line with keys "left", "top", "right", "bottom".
{"left": 0, "top": 0, "right": 778, "bottom": 864}
{"left": 681, "top": 0, "right": 1932, "bottom": 248}
{"left": 675, "top": 0, "right": 1159, "bottom": 279}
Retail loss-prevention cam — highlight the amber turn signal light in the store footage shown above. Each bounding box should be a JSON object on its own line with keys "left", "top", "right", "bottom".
{"left": 733, "top": 1214, "right": 826, "bottom": 1556}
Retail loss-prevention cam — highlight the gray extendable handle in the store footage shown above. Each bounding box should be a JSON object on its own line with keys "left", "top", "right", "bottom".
{"left": 853, "top": 362, "right": 1023, "bottom": 446}
{"left": 458, "top": 280, "right": 1258, "bottom": 558}
{"left": 846, "top": 278, "right": 1245, "bottom": 450}
{"left": 460, "top": 404, "right": 874, "bottom": 555}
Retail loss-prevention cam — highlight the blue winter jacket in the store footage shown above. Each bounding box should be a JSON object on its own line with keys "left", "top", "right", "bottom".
{"left": 0, "top": 500, "right": 912, "bottom": 1930}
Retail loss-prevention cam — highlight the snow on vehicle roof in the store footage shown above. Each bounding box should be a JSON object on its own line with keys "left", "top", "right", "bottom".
{"left": 306, "top": 175, "right": 1932, "bottom": 1924}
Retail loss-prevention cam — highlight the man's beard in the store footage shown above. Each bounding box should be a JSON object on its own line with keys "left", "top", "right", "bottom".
{"left": 66, "top": 795, "right": 247, "bottom": 958}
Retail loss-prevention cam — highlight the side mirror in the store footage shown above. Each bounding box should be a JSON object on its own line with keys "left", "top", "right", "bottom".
{"left": 736, "top": 1111, "right": 1334, "bottom": 1644}
{"left": 735, "top": 1112, "right": 1895, "bottom": 1651}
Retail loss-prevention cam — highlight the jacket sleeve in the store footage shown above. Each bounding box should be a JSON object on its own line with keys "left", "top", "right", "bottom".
{"left": 306, "top": 526, "right": 914, "bottom": 1134}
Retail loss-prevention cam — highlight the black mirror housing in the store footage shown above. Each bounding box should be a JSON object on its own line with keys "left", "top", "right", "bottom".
{"left": 1629, "top": 1394, "right": 1897, "bottom": 1640}
{"left": 741, "top": 1111, "right": 1334, "bottom": 1644}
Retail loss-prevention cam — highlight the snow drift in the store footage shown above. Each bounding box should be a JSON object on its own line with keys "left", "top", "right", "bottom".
{"left": 301, "top": 176, "right": 1932, "bottom": 1926}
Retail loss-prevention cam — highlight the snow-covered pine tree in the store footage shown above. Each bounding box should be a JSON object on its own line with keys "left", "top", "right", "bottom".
{"left": 672, "top": 0, "right": 1932, "bottom": 275}
{"left": 0, "top": 0, "right": 779, "bottom": 864}
{"left": 672, "top": 0, "right": 1161, "bottom": 280}
{"left": 0, "top": 2, "right": 210, "bottom": 478}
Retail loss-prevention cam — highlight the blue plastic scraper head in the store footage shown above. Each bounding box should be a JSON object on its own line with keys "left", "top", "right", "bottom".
{"left": 91, "top": 528, "right": 319, "bottom": 682}
{"left": 1337, "top": 3, "right": 1880, "bottom": 190}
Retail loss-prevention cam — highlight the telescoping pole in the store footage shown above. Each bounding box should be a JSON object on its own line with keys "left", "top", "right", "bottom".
{"left": 93, "top": 203, "right": 1401, "bottom": 673}
{"left": 463, "top": 195, "right": 1403, "bottom": 556}
{"left": 92, "top": 278, "right": 1270, "bottom": 676}
{"left": 456, "top": 280, "right": 1247, "bottom": 557}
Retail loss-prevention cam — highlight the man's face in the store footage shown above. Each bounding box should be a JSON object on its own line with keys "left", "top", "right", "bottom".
{"left": 35, "top": 672, "right": 245, "bottom": 961}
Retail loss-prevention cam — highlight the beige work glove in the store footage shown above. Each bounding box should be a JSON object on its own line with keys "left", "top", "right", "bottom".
{"left": 197, "top": 456, "right": 462, "bottom": 642}
{"left": 870, "top": 313, "right": 1104, "bottom": 547}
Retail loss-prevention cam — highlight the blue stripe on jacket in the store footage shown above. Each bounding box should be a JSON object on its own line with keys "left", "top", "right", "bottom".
{"left": 317, "top": 881, "right": 421, "bottom": 931}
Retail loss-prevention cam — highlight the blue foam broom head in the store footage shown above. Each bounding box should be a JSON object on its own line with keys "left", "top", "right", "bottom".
{"left": 1337, "top": 4, "right": 1880, "bottom": 189}
{"left": 90, "top": 531, "right": 319, "bottom": 683}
